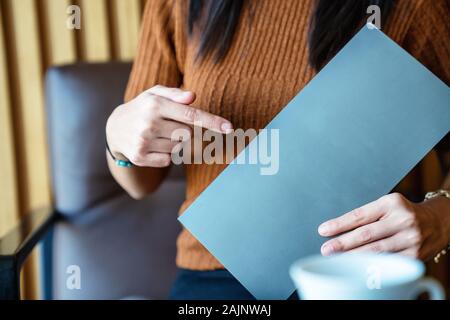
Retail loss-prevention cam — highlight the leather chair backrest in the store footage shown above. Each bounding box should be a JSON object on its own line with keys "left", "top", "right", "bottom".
{"left": 45, "top": 63, "right": 183, "bottom": 299}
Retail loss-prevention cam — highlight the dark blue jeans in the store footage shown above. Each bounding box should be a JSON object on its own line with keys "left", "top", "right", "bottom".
{"left": 169, "top": 268, "right": 298, "bottom": 300}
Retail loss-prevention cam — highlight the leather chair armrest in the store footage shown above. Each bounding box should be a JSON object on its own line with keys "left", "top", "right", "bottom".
{"left": 0, "top": 208, "right": 59, "bottom": 300}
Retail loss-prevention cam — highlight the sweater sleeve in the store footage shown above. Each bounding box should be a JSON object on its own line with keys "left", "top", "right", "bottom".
{"left": 402, "top": 0, "right": 450, "bottom": 154}
{"left": 402, "top": 0, "right": 449, "bottom": 85}
{"left": 124, "top": 0, "right": 182, "bottom": 103}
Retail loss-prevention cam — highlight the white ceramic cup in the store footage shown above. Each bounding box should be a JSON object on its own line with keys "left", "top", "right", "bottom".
{"left": 289, "top": 253, "right": 445, "bottom": 300}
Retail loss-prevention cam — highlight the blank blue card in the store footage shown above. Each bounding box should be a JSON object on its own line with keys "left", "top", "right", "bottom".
{"left": 179, "top": 26, "right": 450, "bottom": 299}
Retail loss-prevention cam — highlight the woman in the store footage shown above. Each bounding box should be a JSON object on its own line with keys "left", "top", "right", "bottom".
{"left": 106, "top": 0, "right": 450, "bottom": 299}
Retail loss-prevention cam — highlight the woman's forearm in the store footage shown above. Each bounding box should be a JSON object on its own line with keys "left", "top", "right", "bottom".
{"left": 442, "top": 172, "right": 450, "bottom": 189}
{"left": 421, "top": 193, "right": 450, "bottom": 246}
{"left": 107, "top": 151, "right": 169, "bottom": 199}
{"left": 432, "top": 170, "right": 450, "bottom": 244}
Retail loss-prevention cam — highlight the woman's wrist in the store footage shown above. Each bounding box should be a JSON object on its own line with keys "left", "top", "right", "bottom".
{"left": 106, "top": 137, "right": 129, "bottom": 162}
{"left": 106, "top": 106, "right": 127, "bottom": 160}
{"left": 421, "top": 195, "right": 450, "bottom": 246}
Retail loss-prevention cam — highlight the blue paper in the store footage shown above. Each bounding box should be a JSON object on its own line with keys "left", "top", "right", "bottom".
{"left": 179, "top": 26, "right": 450, "bottom": 299}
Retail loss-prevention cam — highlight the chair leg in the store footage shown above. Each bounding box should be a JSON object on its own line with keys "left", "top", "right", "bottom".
{"left": 40, "top": 228, "right": 54, "bottom": 300}
{"left": 0, "top": 257, "right": 20, "bottom": 300}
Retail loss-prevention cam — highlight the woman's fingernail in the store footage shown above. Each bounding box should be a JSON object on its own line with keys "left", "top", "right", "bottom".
{"left": 221, "top": 122, "right": 233, "bottom": 134}
{"left": 321, "top": 243, "right": 334, "bottom": 256}
{"left": 318, "top": 223, "right": 329, "bottom": 235}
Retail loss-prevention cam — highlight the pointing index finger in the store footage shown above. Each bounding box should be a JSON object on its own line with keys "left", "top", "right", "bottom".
{"left": 159, "top": 101, "right": 233, "bottom": 134}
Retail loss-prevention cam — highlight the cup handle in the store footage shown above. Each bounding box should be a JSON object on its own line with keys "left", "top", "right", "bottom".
{"left": 409, "top": 277, "right": 445, "bottom": 300}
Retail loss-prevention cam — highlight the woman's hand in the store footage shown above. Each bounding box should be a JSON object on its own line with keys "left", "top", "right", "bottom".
{"left": 106, "top": 85, "right": 233, "bottom": 167}
{"left": 318, "top": 193, "right": 450, "bottom": 261}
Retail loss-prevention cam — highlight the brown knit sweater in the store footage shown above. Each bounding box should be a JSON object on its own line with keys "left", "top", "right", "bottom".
{"left": 125, "top": 0, "right": 450, "bottom": 270}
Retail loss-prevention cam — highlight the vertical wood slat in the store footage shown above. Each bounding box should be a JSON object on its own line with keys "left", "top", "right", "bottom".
{"left": 111, "top": 0, "right": 141, "bottom": 61}
{"left": 6, "top": 0, "right": 50, "bottom": 300}
{"left": 0, "top": 9, "right": 19, "bottom": 238}
{"left": 141, "top": 0, "right": 148, "bottom": 12}
{"left": 79, "top": 0, "right": 110, "bottom": 61}
{"left": 7, "top": 0, "right": 51, "bottom": 214}
{"left": 40, "top": 0, "right": 77, "bottom": 66}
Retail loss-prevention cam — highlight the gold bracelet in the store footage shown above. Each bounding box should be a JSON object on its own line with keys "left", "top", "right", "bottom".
{"left": 424, "top": 189, "right": 450, "bottom": 264}
{"left": 434, "top": 245, "right": 450, "bottom": 264}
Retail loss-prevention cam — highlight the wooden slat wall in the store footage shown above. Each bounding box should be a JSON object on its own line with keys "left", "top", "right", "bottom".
{"left": 40, "top": 0, "right": 77, "bottom": 66}
{"left": 0, "top": 5, "right": 19, "bottom": 238}
{"left": 0, "top": 0, "right": 143, "bottom": 299}
{"left": 79, "top": 0, "right": 111, "bottom": 61}
{"left": 111, "top": 0, "right": 141, "bottom": 61}
{"left": 6, "top": 0, "right": 50, "bottom": 219}
{"left": 4, "top": 0, "right": 51, "bottom": 300}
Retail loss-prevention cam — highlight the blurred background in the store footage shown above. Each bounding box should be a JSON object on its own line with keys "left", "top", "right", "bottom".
{"left": 0, "top": 0, "right": 147, "bottom": 299}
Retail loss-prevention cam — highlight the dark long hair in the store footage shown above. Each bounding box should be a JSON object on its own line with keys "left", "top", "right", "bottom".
{"left": 188, "top": 0, "right": 394, "bottom": 69}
